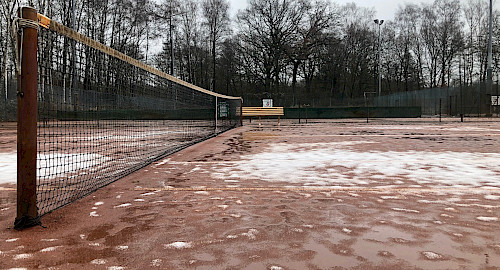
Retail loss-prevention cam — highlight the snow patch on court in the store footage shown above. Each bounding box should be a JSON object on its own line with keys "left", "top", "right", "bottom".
{"left": 13, "top": 254, "right": 32, "bottom": 260}
{"left": 164, "top": 241, "right": 192, "bottom": 249}
{"left": 214, "top": 142, "right": 500, "bottom": 188}
{"left": 91, "top": 259, "right": 107, "bottom": 264}
{"left": 0, "top": 153, "right": 16, "bottom": 184}
{"left": 0, "top": 153, "right": 110, "bottom": 184}
{"left": 422, "top": 251, "right": 443, "bottom": 260}
{"left": 392, "top": 208, "right": 420, "bottom": 213}
{"left": 476, "top": 216, "right": 498, "bottom": 222}
{"left": 40, "top": 239, "right": 58, "bottom": 242}
{"left": 107, "top": 267, "right": 125, "bottom": 270}
{"left": 114, "top": 203, "right": 132, "bottom": 208}
{"left": 242, "top": 229, "right": 259, "bottom": 240}
{"left": 40, "top": 246, "right": 62, "bottom": 252}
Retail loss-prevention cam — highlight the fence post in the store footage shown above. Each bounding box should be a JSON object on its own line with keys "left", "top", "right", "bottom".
{"left": 15, "top": 6, "right": 39, "bottom": 230}
{"left": 439, "top": 98, "right": 442, "bottom": 122}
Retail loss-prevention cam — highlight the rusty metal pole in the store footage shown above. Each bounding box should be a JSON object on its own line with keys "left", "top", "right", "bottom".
{"left": 15, "top": 6, "right": 39, "bottom": 230}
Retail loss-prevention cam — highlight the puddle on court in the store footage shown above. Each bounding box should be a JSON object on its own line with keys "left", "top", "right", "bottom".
{"left": 363, "top": 225, "right": 416, "bottom": 243}
{"left": 302, "top": 238, "right": 360, "bottom": 268}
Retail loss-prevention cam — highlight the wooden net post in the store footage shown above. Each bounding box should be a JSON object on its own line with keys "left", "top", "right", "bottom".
{"left": 15, "top": 6, "right": 39, "bottom": 230}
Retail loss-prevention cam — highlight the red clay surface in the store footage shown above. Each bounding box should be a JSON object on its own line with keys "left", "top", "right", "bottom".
{"left": 1, "top": 118, "right": 500, "bottom": 270}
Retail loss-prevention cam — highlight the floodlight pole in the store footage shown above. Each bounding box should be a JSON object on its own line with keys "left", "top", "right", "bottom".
{"left": 487, "top": 0, "right": 493, "bottom": 116}
{"left": 169, "top": 1, "right": 175, "bottom": 76}
{"left": 374, "top": 19, "right": 384, "bottom": 97}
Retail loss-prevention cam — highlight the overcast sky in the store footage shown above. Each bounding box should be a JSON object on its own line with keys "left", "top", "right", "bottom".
{"left": 228, "top": 0, "right": 500, "bottom": 21}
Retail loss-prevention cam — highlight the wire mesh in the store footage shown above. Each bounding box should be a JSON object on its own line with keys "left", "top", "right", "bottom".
{"left": 36, "top": 25, "right": 241, "bottom": 216}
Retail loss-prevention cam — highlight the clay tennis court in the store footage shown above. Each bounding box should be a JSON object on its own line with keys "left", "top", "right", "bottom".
{"left": 1, "top": 118, "right": 500, "bottom": 269}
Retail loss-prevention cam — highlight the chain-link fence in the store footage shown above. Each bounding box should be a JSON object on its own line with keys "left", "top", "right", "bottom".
{"left": 372, "top": 84, "right": 499, "bottom": 116}
{"left": 242, "top": 83, "right": 500, "bottom": 117}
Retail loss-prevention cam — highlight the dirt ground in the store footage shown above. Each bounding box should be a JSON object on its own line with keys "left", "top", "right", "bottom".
{"left": 1, "top": 118, "right": 500, "bottom": 270}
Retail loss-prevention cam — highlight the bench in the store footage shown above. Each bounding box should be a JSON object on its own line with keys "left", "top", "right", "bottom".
{"left": 242, "top": 107, "right": 284, "bottom": 126}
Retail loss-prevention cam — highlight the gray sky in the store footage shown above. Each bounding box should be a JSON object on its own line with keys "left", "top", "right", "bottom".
{"left": 228, "top": 0, "right": 499, "bottom": 21}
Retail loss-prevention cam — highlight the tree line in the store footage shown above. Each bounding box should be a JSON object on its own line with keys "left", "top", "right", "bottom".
{"left": 1, "top": 0, "right": 499, "bottom": 107}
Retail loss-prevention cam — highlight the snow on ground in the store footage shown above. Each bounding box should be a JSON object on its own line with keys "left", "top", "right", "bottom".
{"left": 0, "top": 153, "right": 16, "bottom": 184}
{"left": 163, "top": 241, "right": 192, "bottom": 249}
{"left": 213, "top": 142, "right": 500, "bottom": 188}
{"left": 0, "top": 152, "right": 109, "bottom": 184}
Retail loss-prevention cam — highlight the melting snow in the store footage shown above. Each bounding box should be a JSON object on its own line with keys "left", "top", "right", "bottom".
{"left": 94, "top": 202, "right": 104, "bottom": 206}
{"left": 0, "top": 153, "right": 16, "bottom": 184}
{"left": 381, "top": 196, "right": 400, "bottom": 200}
{"left": 151, "top": 259, "right": 162, "bottom": 267}
{"left": 6, "top": 238, "right": 19, "bottom": 242}
{"left": 13, "top": 254, "right": 32, "bottom": 260}
{"left": 41, "top": 239, "right": 58, "bottom": 242}
{"left": 154, "top": 158, "right": 170, "bottom": 167}
{"left": 116, "top": 245, "right": 128, "bottom": 251}
{"left": 91, "top": 259, "right": 107, "bottom": 264}
{"left": 391, "top": 208, "right": 420, "bottom": 213}
{"left": 1, "top": 153, "right": 111, "bottom": 184}
{"left": 107, "top": 267, "right": 125, "bottom": 270}
{"left": 422, "top": 251, "right": 443, "bottom": 260}
{"left": 212, "top": 142, "right": 500, "bottom": 188}
{"left": 476, "top": 216, "right": 498, "bottom": 222}
{"left": 90, "top": 211, "right": 99, "bottom": 217}
{"left": 242, "top": 229, "right": 259, "bottom": 240}
{"left": 194, "top": 191, "right": 210, "bottom": 195}
{"left": 114, "top": 203, "right": 132, "bottom": 208}
{"left": 164, "top": 241, "right": 192, "bottom": 249}
{"left": 342, "top": 228, "right": 352, "bottom": 234}
{"left": 485, "top": 195, "right": 500, "bottom": 200}
{"left": 40, "top": 246, "right": 62, "bottom": 252}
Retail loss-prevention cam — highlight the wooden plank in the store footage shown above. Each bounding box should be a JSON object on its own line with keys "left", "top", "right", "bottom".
{"left": 242, "top": 107, "right": 284, "bottom": 117}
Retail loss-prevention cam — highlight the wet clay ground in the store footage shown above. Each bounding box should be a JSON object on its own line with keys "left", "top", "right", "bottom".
{"left": 1, "top": 118, "right": 500, "bottom": 269}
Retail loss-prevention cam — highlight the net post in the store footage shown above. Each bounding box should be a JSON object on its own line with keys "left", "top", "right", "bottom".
{"left": 215, "top": 96, "right": 218, "bottom": 132}
{"left": 15, "top": 6, "right": 39, "bottom": 230}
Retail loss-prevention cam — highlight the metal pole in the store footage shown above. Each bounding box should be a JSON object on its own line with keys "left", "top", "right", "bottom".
{"left": 215, "top": 96, "right": 218, "bottom": 132}
{"left": 169, "top": 2, "right": 175, "bottom": 76}
{"left": 487, "top": 0, "right": 493, "bottom": 116}
{"left": 71, "top": 0, "right": 77, "bottom": 110}
{"left": 15, "top": 6, "right": 39, "bottom": 230}
{"left": 378, "top": 23, "right": 382, "bottom": 97}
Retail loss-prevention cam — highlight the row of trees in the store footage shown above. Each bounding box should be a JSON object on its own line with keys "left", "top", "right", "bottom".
{"left": 1, "top": 0, "right": 499, "bottom": 107}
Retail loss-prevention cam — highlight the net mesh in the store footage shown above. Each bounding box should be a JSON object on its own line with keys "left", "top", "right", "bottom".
{"left": 36, "top": 22, "right": 241, "bottom": 216}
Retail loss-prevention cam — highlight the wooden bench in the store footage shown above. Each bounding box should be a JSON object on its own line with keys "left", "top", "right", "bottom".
{"left": 242, "top": 107, "right": 284, "bottom": 126}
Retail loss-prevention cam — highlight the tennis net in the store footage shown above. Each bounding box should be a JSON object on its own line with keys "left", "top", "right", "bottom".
{"left": 14, "top": 8, "right": 241, "bottom": 228}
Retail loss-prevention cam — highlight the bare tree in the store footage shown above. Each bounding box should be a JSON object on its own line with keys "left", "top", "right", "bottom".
{"left": 202, "top": 0, "right": 230, "bottom": 91}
